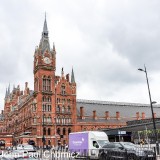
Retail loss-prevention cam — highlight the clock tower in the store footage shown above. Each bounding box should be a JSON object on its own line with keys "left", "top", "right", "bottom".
{"left": 33, "top": 15, "right": 56, "bottom": 146}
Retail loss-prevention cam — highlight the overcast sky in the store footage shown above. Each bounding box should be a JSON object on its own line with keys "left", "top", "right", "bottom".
{"left": 1, "top": 0, "right": 160, "bottom": 109}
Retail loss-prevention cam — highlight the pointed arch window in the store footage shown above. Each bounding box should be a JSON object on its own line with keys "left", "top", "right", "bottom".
{"left": 63, "top": 128, "right": 66, "bottom": 135}
{"left": 43, "top": 127, "right": 46, "bottom": 135}
{"left": 62, "top": 116, "right": 65, "bottom": 124}
{"left": 48, "top": 115, "right": 51, "bottom": 123}
{"left": 57, "top": 128, "right": 61, "bottom": 135}
{"left": 56, "top": 106, "right": 60, "bottom": 113}
{"left": 34, "top": 78, "right": 38, "bottom": 91}
{"left": 33, "top": 117, "right": 36, "bottom": 123}
{"left": 68, "top": 128, "right": 71, "bottom": 135}
{"left": 61, "top": 84, "right": 65, "bottom": 95}
{"left": 62, "top": 106, "right": 65, "bottom": 113}
{"left": 68, "top": 106, "right": 71, "bottom": 113}
{"left": 48, "top": 128, "right": 51, "bottom": 135}
{"left": 43, "top": 76, "right": 51, "bottom": 91}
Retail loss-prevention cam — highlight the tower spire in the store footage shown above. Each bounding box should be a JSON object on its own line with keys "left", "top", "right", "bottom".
{"left": 71, "top": 67, "right": 75, "bottom": 83}
{"left": 39, "top": 13, "right": 50, "bottom": 53}
{"left": 5, "top": 88, "right": 8, "bottom": 99}
{"left": 8, "top": 83, "right": 10, "bottom": 95}
{"left": 43, "top": 12, "right": 48, "bottom": 34}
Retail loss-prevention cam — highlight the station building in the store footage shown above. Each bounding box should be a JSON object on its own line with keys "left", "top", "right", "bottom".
{"left": 0, "top": 17, "right": 160, "bottom": 148}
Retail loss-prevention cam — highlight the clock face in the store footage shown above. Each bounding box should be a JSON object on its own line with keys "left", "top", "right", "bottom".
{"left": 43, "top": 57, "right": 51, "bottom": 64}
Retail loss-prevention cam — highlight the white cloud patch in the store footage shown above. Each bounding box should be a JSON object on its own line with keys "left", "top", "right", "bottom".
{"left": 0, "top": 0, "right": 160, "bottom": 109}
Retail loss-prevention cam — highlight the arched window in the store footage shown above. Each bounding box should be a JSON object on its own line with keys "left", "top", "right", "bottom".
{"left": 48, "top": 97, "right": 51, "bottom": 102}
{"left": 61, "top": 84, "right": 65, "bottom": 95}
{"left": 57, "top": 128, "right": 61, "bottom": 135}
{"left": 43, "top": 96, "right": 46, "bottom": 102}
{"left": 68, "top": 117, "right": 71, "bottom": 124}
{"left": 34, "top": 78, "right": 38, "bottom": 91}
{"left": 56, "top": 116, "right": 60, "bottom": 124}
{"left": 68, "top": 128, "right": 71, "bottom": 135}
{"left": 68, "top": 106, "right": 71, "bottom": 113}
{"left": 48, "top": 116, "right": 51, "bottom": 123}
{"left": 62, "top": 116, "right": 65, "bottom": 124}
{"left": 43, "top": 128, "right": 46, "bottom": 135}
{"left": 65, "top": 117, "right": 68, "bottom": 124}
{"left": 43, "top": 115, "right": 47, "bottom": 123}
{"left": 56, "top": 106, "right": 60, "bottom": 113}
{"left": 48, "top": 105, "right": 51, "bottom": 112}
{"left": 48, "top": 128, "right": 51, "bottom": 135}
{"left": 43, "top": 76, "right": 51, "bottom": 91}
{"left": 62, "top": 106, "right": 65, "bottom": 113}
{"left": 33, "top": 117, "right": 36, "bottom": 123}
{"left": 63, "top": 128, "right": 66, "bottom": 135}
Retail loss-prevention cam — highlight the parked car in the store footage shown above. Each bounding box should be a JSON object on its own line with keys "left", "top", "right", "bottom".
{"left": 98, "top": 142, "right": 156, "bottom": 160}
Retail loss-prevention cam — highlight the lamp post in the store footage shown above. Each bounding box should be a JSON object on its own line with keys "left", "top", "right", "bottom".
{"left": 138, "top": 65, "right": 159, "bottom": 153}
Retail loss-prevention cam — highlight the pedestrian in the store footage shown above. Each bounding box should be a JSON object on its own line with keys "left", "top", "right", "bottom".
{"left": 65, "top": 144, "right": 68, "bottom": 152}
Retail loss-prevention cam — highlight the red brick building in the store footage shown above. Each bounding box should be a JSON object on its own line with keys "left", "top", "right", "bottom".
{"left": 0, "top": 17, "right": 160, "bottom": 147}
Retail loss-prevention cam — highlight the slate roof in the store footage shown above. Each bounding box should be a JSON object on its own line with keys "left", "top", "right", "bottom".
{"left": 76, "top": 99, "right": 160, "bottom": 119}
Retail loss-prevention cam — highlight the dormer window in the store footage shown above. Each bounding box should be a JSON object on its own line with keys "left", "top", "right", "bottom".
{"left": 61, "top": 84, "right": 65, "bottom": 95}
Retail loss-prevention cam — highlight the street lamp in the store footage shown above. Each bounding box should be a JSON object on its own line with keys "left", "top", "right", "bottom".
{"left": 138, "top": 65, "right": 159, "bottom": 153}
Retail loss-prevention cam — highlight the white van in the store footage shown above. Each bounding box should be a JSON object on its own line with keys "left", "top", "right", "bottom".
{"left": 69, "top": 131, "right": 109, "bottom": 159}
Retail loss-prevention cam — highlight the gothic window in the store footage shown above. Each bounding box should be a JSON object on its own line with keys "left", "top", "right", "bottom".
{"left": 33, "top": 117, "right": 36, "bottom": 123}
{"left": 63, "top": 128, "right": 66, "bottom": 135}
{"left": 56, "top": 116, "right": 60, "bottom": 124}
{"left": 61, "top": 84, "right": 65, "bottom": 95}
{"left": 68, "top": 128, "right": 71, "bottom": 135}
{"left": 68, "top": 106, "right": 71, "bottom": 113}
{"left": 43, "top": 128, "right": 46, "bottom": 135}
{"left": 57, "top": 128, "right": 61, "bottom": 135}
{"left": 48, "top": 105, "right": 51, "bottom": 112}
{"left": 62, "top": 106, "right": 65, "bottom": 113}
{"left": 48, "top": 116, "right": 51, "bottom": 123}
{"left": 32, "top": 104, "right": 36, "bottom": 112}
{"left": 67, "top": 99, "right": 70, "bottom": 104}
{"left": 56, "top": 106, "right": 60, "bottom": 113}
{"left": 43, "top": 115, "right": 47, "bottom": 123}
{"left": 65, "top": 117, "right": 68, "bottom": 124}
{"left": 62, "top": 116, "right": 65, "bottom": 124}
{"left": 34, "top": 78, "right": 38, "bottom": 91}
{"left": 43, "top": 76, "right": 51, "bottom": 91}
{"left": 43, "top": 96, "right": 46, "bottom": 102}
{"left": 43, "top": 96, "right": 51, "bottom": 102}
{"left": 42, "top": 104, "right": 46, "bottom": 111}
{"left": 48, "top": 97, "right": 51, "bottom": 102}
{"left": 68, "top": 117, "right": 71, "bottom": 124}
{"left": 48, "top": 128, "right": 51, "bottom": 135}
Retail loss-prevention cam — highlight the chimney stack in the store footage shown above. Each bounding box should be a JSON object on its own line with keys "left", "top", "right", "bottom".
{"left": 116, "top": 111, "right": 120, "bottom": 120}
{"left": 93, "top": 110, "right": 97, "bottom": 120}
{"left": 80, "top": 107, "right": 84, "bottom": 119}
{"left": 142, "top": 112, "right": 145, "bottom": 119}
{"left": 136, "top": 112, "right": 140, "bottom": 120}
{"left": 105, "top": 111, "right": 110, "bottom": 119}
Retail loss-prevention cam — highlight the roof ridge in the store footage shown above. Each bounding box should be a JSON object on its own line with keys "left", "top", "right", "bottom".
{"left": 77, "top": 99, "right": 160, "bottom": 107}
